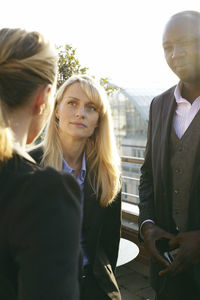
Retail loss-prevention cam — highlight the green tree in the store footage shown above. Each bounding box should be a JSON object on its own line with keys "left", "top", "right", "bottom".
{"left": 100, "top": 77, "right": 120, "bottom": 97}
{"left": 56, "top": 44, "right": 120, "bottom": 96}
{"left": 57, "top": 45, "right": 88, "bottom": 88}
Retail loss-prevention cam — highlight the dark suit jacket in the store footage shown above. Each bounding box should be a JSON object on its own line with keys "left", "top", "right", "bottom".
{"left": 30, "top": 147, "right": 122, "bottom": 300}
{"left": 83, "top": 179, "right": 121, "bottom": 299}
{"left": 0, "top": 153, "right": 81, "bottom": 300}
{"left": 138, "top": 85, "right": 200, "bottom": 291}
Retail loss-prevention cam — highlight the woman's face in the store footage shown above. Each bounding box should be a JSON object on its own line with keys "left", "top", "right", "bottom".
{"left": 56, "top": 82, "right": 99, "bottom": 141}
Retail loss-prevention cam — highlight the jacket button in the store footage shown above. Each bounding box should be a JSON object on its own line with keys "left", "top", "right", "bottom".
{"left": 174, "top": 189, "right": 179, "bottom": 194}
{"left": 175, "top": 168, "right": 182, "bottom": 174}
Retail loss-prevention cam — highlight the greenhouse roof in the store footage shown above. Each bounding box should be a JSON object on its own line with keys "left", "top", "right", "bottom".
{"left": 121, "top": 87, "right": 165, "bottom": 122}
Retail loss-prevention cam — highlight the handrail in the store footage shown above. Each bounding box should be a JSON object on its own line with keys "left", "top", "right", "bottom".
{"left": 121, "top": 156, "right": 144, "bottom": 164}
{"left": 120, "top": 155, "right": 144, "bottom": 209}
{"left": 122, "top": 176, "right": 139, "bottom": 181}
{"left": 122, "top": 192, "right": 139, "bottom": 199}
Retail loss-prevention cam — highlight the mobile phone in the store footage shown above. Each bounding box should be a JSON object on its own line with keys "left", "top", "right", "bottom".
{"left": 163, "top": 248, "right": 178, "bottom": 264}
{"left": 155, "top": 238, "right": 178, "bottom": 264}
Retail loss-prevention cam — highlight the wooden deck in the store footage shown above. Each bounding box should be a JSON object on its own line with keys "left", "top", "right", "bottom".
{"left": 116, "top": 260, "right": 155, "bottom": 300}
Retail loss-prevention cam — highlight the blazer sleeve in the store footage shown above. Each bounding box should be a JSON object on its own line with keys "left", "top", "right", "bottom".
{"left": 101, "top": 192, "right": 121, "bottom": 272}
{"left": 9, "top": 167, "right": 81, "bottom": 300}
{"left": 138, "top": 100, "right": 155, "bottom": 229}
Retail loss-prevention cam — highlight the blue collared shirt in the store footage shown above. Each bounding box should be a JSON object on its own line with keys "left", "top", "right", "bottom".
{"left": 62, "top": 153, "right": 86, "bottom": 205}
{"left": 62, "top": 154, "right": 89, "bottom": 265}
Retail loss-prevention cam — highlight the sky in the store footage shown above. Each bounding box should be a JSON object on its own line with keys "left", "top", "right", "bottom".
{"left": 1, "top": 0, "right": 200, "bottom": 89}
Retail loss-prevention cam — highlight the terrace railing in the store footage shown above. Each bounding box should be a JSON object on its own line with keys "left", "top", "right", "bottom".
{"left": 120, "top": 156, "right": 148, "bottom": 263}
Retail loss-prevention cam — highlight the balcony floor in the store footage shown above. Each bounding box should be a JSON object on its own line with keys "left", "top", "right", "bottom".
{"left": 116, "top": 260, "right": 155, "bottom": 300}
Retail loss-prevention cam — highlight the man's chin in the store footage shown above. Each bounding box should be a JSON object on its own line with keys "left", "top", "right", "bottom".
{"left": 174, "top": 69, "right": 200, "bottom": 83}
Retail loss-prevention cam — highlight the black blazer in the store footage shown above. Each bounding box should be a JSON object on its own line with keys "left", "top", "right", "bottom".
{"left": 83, "top": 178, "right": 121, "bottom": 299}
{"left": 0, "top": 153, "right": 81, "bottom": 300}
{"left": 138, "top": 85, "right": 200, "bottom": 290}
{"left": 30, "top": 147, "right": 122, "bottom": 300}
{"left": 138, "top": 86, "right": 177, "bottom": 231}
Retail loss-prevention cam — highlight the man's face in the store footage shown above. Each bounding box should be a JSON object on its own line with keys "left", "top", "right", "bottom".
{"left": 162, "top": 14, "right": 200, "bottom": 83}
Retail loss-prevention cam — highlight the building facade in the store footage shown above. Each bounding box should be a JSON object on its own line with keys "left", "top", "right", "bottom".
{"left": 110, "top": 87, "right": 164, "bottom": 205}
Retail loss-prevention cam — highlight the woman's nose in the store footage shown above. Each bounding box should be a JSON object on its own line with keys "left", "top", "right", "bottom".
{"left": 75, "top": 106, "right": 85, "bottom": 118}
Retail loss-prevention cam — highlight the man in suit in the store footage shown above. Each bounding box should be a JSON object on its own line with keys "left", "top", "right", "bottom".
{"left": 139, "top": 11, "right": 200, "bottom": 300}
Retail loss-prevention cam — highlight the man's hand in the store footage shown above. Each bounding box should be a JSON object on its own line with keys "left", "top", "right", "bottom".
{"left": 141, "top": 222, "right": 175, "bottom": 267}
{"left": 159, "top": 230, "right": 200, "bottom": 277}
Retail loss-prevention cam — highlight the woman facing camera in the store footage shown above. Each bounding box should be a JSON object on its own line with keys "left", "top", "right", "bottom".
{"left": 31, "top": 75, "right": 122, "bottom": 300}
{"left": 0, "top": 29, "right": 81, "bottom": 300}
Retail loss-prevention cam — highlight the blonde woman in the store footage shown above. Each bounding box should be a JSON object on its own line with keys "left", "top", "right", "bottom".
{"left": 0, "top": 28, "right": 81, "bottom": 300}
{"left": 31, "top": 75, "right": 122, "bottom": 300}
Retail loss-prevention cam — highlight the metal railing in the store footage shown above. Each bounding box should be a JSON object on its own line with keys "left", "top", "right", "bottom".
{"left": 121, "top": 156, "right": 144, "bottom": 207}
{"left": 121, "top": 156, "right": 144, "bottom": 164}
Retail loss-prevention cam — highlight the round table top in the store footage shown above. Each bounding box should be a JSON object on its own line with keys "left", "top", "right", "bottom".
{"left": 116, "top": 238, "right": 139, "bottom": 267}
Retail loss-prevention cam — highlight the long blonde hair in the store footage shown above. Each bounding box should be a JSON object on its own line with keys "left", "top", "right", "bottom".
{"left": 0, "top": 28, "right": 57, "bottom": 163}
{"left": 41, "top": 75, "right": 121, "bottom": 206}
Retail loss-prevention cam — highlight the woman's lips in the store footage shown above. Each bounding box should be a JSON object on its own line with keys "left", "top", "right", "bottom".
{"left": 70, "top": 122, "right": 86, "bottom": 128}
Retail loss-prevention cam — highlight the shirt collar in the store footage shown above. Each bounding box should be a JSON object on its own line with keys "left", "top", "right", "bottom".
{"left": 174, "top": 81, "right": 187, "bottom": 104}
{"left": 62, "top": 152, "right": 86, "bottom": 181}
{"left": 174, "top": 81, "right": 200, "bottom": 105}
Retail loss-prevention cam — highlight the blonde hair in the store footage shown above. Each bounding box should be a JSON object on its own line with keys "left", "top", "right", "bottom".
{"left": 0, "top": 28, "right": 57, "bottom": 163}
{"left": 41, "top": 74, "right": 121, "bottom": 206}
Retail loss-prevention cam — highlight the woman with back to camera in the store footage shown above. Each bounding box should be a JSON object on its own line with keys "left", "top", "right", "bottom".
{"left": 0, "top": 28, "right": 81, "bottom": 300}
{"left": 31, "top": 75, "right": 122, "bottom": 300}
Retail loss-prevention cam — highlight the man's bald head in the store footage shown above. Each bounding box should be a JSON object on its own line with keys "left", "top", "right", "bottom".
{"left": 170, "top": 10, "right": 200, "bottom": 21}
{"left": 162, "top": 10, "right": 200, "bottom": 83}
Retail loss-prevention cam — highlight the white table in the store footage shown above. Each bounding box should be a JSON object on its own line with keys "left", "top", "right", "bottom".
{"left": 117, "top": 238, "right": 139, "bottom": 267}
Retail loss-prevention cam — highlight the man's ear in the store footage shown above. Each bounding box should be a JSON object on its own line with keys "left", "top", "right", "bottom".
{"left": 34, "top": 85, "right": 52, "bottom": 115}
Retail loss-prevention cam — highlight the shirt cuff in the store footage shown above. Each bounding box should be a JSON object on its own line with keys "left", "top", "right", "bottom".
{"left": 140, "top": 219, "right": 155, "bottom": 240}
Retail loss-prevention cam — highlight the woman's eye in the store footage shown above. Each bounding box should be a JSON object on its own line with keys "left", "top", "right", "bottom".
{"left": 68, "top": 101, "right": 76, "bottom": 106}
{"left": 87, "top": 106, "right": 97, "bottom": 111}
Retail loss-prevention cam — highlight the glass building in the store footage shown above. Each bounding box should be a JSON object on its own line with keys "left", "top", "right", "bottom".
{"left": 110, "top": 87, "right": 164, "bottom": 205}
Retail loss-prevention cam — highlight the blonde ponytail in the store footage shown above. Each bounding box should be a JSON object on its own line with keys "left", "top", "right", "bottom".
{"left": 0, "top": 103, "right": 12, "bottom": 162}
{"left": 0, "top": 28, "right": 57, "bottom": 164}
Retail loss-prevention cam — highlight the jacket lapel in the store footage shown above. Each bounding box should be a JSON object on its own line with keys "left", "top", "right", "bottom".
{"left": 83, "top": 178, "right": 100, "bottom": 226}
{"left": 160, "top": 86, "right": 176, "bottom": 191}
{"left": 83, "top": 178, "right": 105, "bottom": 262}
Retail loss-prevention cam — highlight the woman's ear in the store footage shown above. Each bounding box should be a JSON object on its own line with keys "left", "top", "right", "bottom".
{"left": 34, "top": 85, "right": 52, "bottom": 115}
